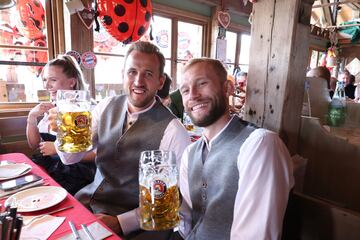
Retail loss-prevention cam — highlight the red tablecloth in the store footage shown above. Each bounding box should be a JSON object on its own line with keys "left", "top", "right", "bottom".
{"left": 0, "top": 153, "right": 122, "bottom": 240}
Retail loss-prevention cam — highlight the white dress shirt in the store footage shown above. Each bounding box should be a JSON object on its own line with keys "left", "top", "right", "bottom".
{"left": 55, "top": 96, "right": 191, "bottom": 235}
{"left": 179, "top": 119, "right": 294, "bottom": 239}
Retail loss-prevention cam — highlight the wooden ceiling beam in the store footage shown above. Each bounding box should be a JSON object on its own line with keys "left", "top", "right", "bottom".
{"left": 313, "top": 0, "right": 360, "bottom": 8}
{"left": 191, "top": 0, "right": 252, "bottom": 16}
{"left": 320, "top": 0, "right": 335, "bottom": 26}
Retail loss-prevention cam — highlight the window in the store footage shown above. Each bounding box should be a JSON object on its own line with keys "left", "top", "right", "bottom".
{"left": 92, "top": 5, "right": 209, "bottom": 99}
{"left": 176, "top": 21, "right": 203, "bottom": 86}
{"left": 223, "top": 30, "right": 251, "bottom": 76}
{"left": 93, "top": 24, "right": 127, "bottom": 101}
{"left": 0, "top": 1, "right": 60, "bottom": 103}
{"left": 309, "top": 47, "right": 326, "bottom": 69}
{"left": 239, "top": 34, "right": 251, "bottom": 72}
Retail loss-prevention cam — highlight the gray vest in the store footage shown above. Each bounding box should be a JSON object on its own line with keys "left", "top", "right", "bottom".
{"left": 187, "top": 116, "right": 256, "bottom": 240}
{"left": 76, "top": 95, "right": 175, "bottom": 215}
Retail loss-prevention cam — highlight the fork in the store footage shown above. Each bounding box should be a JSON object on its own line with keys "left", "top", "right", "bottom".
{"left": 23, "top": 205, "right": 74, "bottom": 226}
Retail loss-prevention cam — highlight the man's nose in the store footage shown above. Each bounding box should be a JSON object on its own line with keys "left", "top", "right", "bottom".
{"left": 189, "top": 87, "right": 200, "bottom": 100}
{"left": 134, "top": 73, "right": 145, "bottom": 85}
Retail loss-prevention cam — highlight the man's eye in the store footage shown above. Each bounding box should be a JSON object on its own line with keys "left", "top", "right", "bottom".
{"left": 145, "top": 72, "right": 153, "bottom": 78}
{"left": 181, "top": 89, "right": 189, "bottom": 95}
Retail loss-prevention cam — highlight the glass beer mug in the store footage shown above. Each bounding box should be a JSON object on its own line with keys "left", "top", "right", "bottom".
{"left": 56, "top": 90, "right": 92, "bottom": 153}
{"left": 139, "top": 150, "right": 180, "bottom": 231}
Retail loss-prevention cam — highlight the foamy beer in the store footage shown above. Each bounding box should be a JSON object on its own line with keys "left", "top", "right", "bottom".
{"left": 139, "top": 150, "right": 180, "bottom": 231}
{"left": 56, "top": 90, "right": 92, "bottom": 153}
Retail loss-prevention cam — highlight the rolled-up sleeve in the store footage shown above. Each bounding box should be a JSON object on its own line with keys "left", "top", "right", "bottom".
{"left": 231, "top": 129, "right": 294, "bottom": 240}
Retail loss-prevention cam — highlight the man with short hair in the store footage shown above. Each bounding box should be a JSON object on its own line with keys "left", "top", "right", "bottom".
{"left": 50, "top": 41, "right": 190, "bottom": 239}
{"left": 340, "top": 70, "right": 356, "bottom": 99}
{"left": 178, "top": 58, "right": 294, "bottom": 240}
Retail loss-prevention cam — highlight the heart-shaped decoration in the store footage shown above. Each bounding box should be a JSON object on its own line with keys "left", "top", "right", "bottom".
{"left": 77, "top": 8, "right": 95, "bottom": 30}
{"left": 217, "top": 11, "right": 231, "bottom": 29}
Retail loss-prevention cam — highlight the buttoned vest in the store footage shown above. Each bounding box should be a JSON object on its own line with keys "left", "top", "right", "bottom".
{"left": 187, "top": 116, "right": 256, "bottom": 240}
{"left": 75, "top": 95, "right": 175, "bottom": 215}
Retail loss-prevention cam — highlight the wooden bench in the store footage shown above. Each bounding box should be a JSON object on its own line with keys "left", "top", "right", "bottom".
{"left": 283, "top": 192, "right": 360, "bottom": 240}
{"left": 0, "top": 115, "right": 33, "bottom": 157}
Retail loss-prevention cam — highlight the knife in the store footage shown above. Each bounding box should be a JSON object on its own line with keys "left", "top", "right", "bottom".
{"left": 69, "top": 221, "right": 80, "bottom": 240}
{"left": 81, "top": 224, "right": 95, "bottom": 240}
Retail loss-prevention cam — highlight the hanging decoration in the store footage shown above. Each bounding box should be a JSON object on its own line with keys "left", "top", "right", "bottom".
{"left": 326, "top": 30, "right": 338, "bottom": 68}
{"left": 77, "top": 8, "right": 95, "bottom": 30}
{"left": 16, "top": 0, "right": 45, "bottom": 40}
{"left": 326, "top": 46, "right": 337, "bottom": 67}
{"left": 81, "top": 51, "right": 97, "bottom": 69}
{"left": 217, "top": 11, "right": 231, "bottom": 29}
{"left": 26, "top": 38, "right": 47, "bottom": 77}
{"left": 218, "top": 0, "right": 230, "bottom": 29}
{"left": 96, "top": 0, "right": 153, "bottom": 44}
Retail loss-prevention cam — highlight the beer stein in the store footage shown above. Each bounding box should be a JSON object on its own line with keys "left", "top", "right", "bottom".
{"left": 139, "top": 150, "right": 180, "bottom": 231}
{"left": 56, "top": 90, "right": 92, "bottom": 153}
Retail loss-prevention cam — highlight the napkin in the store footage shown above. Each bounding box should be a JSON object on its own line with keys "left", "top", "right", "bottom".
{"left": 0, "top": 163, "right": 31, "bottom": 178}
{"left": 0, "top": 179, "right": 44, "bottom": 198}
{"left": 20, "top": 215, "right": 65, "bottom": 240}
{"left": 58, "top": 221, "right": 113, "bottom": 240}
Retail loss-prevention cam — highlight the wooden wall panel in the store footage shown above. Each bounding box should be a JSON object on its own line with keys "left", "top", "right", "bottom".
{"left": 244, "top": 0, "right": 311, "bottom": 153}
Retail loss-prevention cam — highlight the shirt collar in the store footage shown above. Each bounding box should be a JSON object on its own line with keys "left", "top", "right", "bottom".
{"left": 203, "top": 115, "right": 235, "bottom": 151}
{"left": 126, "top": 98, "right": 157, "bottom": 120}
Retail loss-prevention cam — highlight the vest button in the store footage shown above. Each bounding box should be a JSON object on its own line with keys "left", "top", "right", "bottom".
{"left": 202, "top": 193, "right": 207, "bottom": 200}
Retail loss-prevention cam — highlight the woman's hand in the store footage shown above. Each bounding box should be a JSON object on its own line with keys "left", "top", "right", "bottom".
{"left": 48, "top": 107, "right": 59, "bottom": 132}
{"left": 29, "top": 102, "right": 55, "bottom": 119}
{"left": 39, "top": 141, "right": 57, "bottom": 156}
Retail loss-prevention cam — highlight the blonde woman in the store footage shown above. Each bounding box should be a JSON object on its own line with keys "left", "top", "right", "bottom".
{"left": 26, "top": 55, "right": 96, "bottom": 195}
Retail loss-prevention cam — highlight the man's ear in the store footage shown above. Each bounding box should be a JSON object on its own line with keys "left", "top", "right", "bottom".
{"left": 224, "top": 80, "right": 235, "bottom": 97}
{"left": 70, "top": 78, "right": 77, "bottom": 88}
{"left": 158, "top": 74, "right": 165, "bottom": 90}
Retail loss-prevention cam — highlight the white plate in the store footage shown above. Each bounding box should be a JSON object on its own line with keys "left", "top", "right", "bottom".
{"left": 5, "top": 186, "right": 67, "bottom": 212}
{"left": 0, "top": 163, "right": 32, "bottom": 180}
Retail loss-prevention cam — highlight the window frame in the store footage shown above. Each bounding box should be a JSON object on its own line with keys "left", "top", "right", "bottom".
{"left": 0, "top": 0, "right": 65, "bottom": 108}
{"left": 308, "top": 45, "right": 327, "bottom": 68}
{"left": 226, "top": 23, "right": 251, "bottom": 73}
{"left": 152, "top": 3, "right": 210, "bottom": 87}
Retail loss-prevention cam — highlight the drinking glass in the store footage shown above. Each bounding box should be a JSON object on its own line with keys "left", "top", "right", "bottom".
{"left": 56, "top": 90, "right": 92, "bottom": 153}
{"left": 139, "top": 150, "right": 180, "bottom": 231}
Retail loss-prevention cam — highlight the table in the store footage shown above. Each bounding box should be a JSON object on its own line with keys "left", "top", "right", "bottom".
{"left": 0, "top": 153, "right": 122, "bottom": 240}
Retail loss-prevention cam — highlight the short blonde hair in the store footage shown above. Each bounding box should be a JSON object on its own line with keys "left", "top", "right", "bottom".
{"left": 183, "top": 58, "right": 228, "bottom": 83}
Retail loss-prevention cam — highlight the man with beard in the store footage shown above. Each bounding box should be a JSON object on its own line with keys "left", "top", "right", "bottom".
{"left": 49, "top": 41, "right": 190, "bottom": 239}
{"left": 178, "top": 58, "right": 294, "bottom": 240}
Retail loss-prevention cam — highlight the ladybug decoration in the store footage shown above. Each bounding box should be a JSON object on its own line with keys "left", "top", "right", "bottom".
{"left": 17, "top": 0, "right": 45, "bottom": 40}
{"left": 96, "top": 0, "right": 152, "bottom": 44}
{"left": 26, "top": 38, "right": 48, "bottom": 77}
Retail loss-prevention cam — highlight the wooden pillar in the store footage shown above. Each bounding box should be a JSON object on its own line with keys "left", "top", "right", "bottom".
{"left": 244, "top": 0, "right": 314, "bottom": 154}
{"left": 70, "top": 0, "right": 95, "bottom": 98}
{"left": 209, "top": 6, "right": 221, "bottom": 59}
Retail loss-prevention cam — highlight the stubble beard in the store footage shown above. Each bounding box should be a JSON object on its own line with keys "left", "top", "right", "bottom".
{"left": 188, "top": 95, "right": 227, "bottom": 127}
